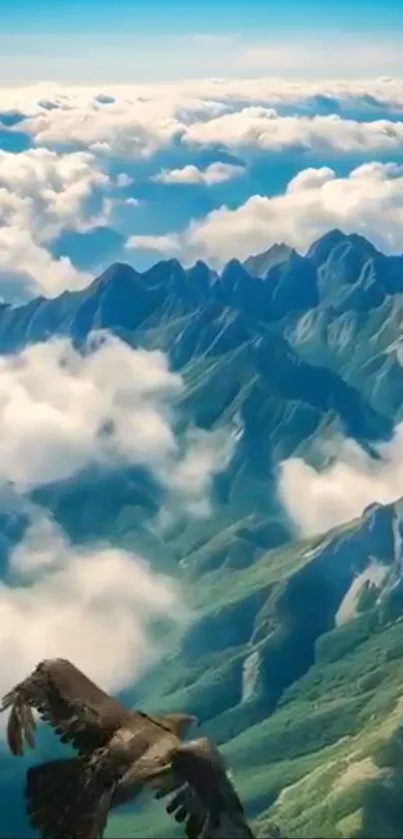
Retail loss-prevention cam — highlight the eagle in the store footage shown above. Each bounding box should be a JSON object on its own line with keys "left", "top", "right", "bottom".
{"left": 1, "top": 658, "right": 255, "bottom": 839}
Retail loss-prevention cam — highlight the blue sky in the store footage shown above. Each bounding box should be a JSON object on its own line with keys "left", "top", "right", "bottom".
{"left": 3, "top": 0, "right": 403, "bottom": 35}
{"left": 1, "top": 0, "right": 403, "bottom": 83}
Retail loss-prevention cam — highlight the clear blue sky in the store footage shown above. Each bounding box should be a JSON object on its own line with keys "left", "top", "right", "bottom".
{"left": 1, "top": 0, "right": 402, "bottom": 84}
{"left": 3, "top": 0, "right": 403, "bottom": 35}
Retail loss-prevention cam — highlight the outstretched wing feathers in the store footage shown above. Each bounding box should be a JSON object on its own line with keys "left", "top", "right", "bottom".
{"left": 163, "top": 784, "right": 206, "bottom": 838}
{"left": 1, "top": 658, "right": 132, "bottom": 756}
{"left": 25, "top": 757, "right": 109, "bottom": 839}
{"left": 1, "top": 658, "right": 254, "bottom": 839}
{"left": 1, "top": 659, "right": 197, "bottom": 759}
{"left": 154, "top": 737, "right": 255, "bottom": 839}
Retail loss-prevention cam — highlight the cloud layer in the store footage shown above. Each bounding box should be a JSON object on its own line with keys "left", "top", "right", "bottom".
{"left": 133, "top": 162, "right": 403, "bottom": 265}
{"left": 0, "top": 506, "right": 187, "bottom": 701}
{"left": 0, "top": 331, "right": 233, "bottom": 709}
{"left": 4, "top": 79, "right": 403, "bottom": 163}
{"left": 183, "top": 108, "right": 403, "bottom": 154}
{"left": 0, "top": 78, "right": 403, "bottom": 294}
{"left": 0, "top": 147, "right": 110, "bottom": 297}
{"left": 0, "top": 333, "right": 231, "bottom": 516}
{"left": 278, "top": 425, "right": 403, "bottom": 537}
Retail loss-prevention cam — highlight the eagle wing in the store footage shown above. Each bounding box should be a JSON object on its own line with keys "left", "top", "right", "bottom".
{"left": 152, "top": 737, "right": 255, "bottom": 839}
{"left": 162, "top": 783, "right": 207, "bottom": 838}
{"left": 0, "top": 658, "right": 135, "bottom": 757}
{"left": 24, "top": 757, "right": 110, "bottom": 839}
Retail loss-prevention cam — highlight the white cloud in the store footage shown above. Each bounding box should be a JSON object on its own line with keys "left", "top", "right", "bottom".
{"left": 20, "top": 96, "right": 185, "bottom": 159}
{"left": 278, "top": 424, "right": 403, "bottom": 537}
{"left": 3, "top": 77, "right": 400, "bottom": 111}
{"left": 126, "top": 196, "right": 141, "bottom": 206}
{"left": 166, "top": 425, "right": 235, "bottom": 518}
{"left": 115, "top": 172, "right": 133, "bottom": 187}
{"left": 0, "top": 147, "right": 111, "bottom": 296}
{"left": 0, "top": 507, "right": 187, "bottom": 700}
{"left": 127, "top": 233, "right": 182, "bottom": 257}
{"left": 1, "top": 79, "right": 403, "bottom": 296}
{"left": 154, "top": 162, "right": 244, "bottom": 186}
{"left": 4, "top": 79, "right": 403, "bottom": 161}
{"left": 183, "top": 108, "right": 403, "bottom": 153}
{"left": 0, "top": 333, "right": 231, "bottom": 516}
{"left": 0, "top": 148, "right": 107, "bottom": 239}
{"left": 134, "top": 162, "right": 403, "bottom": 265}
{"left": 0, "top": 228, "right": 90, "bottom": 301}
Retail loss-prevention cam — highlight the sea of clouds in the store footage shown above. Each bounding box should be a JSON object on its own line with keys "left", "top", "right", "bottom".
{"left": 1, "top": 77, "right": 403, "bottom": 297}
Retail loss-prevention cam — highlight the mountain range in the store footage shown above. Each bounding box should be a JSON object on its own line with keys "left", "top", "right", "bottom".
{"left": 2, "top": 229, "right": 403, "bottom": 838}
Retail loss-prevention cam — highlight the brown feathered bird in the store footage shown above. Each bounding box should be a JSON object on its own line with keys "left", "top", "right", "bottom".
{"left": 1, "top": 658, "right": 255, "bottom": 839}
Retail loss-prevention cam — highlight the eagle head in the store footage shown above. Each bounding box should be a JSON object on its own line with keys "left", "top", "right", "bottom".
{"left": 163, "top": 713, "right": 198, "bottom": 739}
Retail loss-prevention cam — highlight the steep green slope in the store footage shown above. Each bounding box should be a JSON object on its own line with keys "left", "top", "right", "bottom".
{"left": 104, "top": 499, "right": 403, "bottom": 839}
{"left": 255, "top": 619, "right": 403, "bottom": 838}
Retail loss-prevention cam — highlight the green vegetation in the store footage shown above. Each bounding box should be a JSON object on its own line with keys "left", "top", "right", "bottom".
{"left": 6, "top": 239, "right": 403, "bottom": 839}
{"left": 103, "top": 500, "right": 403, "bottom": 839}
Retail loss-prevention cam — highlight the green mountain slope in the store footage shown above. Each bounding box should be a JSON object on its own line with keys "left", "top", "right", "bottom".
{"left": 104, "top": 499, "right": 403, "bottom": 839}
{"left": 2, "top": 231, "right": 403, "bottom": 838}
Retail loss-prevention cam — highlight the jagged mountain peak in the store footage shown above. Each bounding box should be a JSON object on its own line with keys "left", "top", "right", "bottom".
{"left": 144, "top": 256, "right": 184, "bottom": 276}
{"left": 241, "top": 229, "right": 391, "bottom": 288}
{"left": 222, "top": 257, "right": 247, "bottom": 272}
{"left": 307, "top": 228, "right": 381, "bottom": 263}
{"left": 0, "top": 230, "right": 402, "bottom": 358}
{"left": 95, "top": 261, "right": 139, "bottom": 285}
{"left": 244, "top": 241, "right": 296, "bottom": 277}
{"left": 189, "top": 258, "right": 212, "bottom": 272}
{"left": 347, "top": 232, "right": 381, "bottom": 254}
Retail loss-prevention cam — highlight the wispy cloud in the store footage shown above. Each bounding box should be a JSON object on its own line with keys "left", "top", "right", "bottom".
{"left": 132, "top": 162, "right": 403, "bottom": 265}
{"left": 153, "top": 162, "right": 244, "bottom": 186}
{"left": 0, "top": 505, "right": 187, "bottom": 700}
{"left": 0, "top": 147, "right": 109, "bottom": 296}
{"left": 0, "top": 330, "right": 236, "bottom": 706}
{"left": 0, "top": 333, "right": 233, "bottom": 516}
{"left": 278, "top": 425, "right": 403, "bottom": 536}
